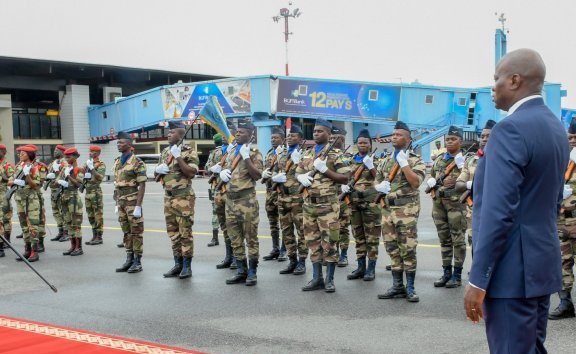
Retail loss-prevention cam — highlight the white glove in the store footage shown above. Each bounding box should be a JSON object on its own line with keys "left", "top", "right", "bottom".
{"left": 466, "top": 181, "right": 473, "bottom": 190}
{"left": 275, "top": 145, "right": 283, "bottom": 156}
{"left": 84, "top": 172, "right": 92, "bottom": 179}
{"left": 313, "top": 158, "right": 328, "bottom": 173}
{"left": 395, "top": 150, "right": 409, "bottom": 168}
{"left": 455, "top": 152, "right": 465, "bottom": 169}
{"left": 220, "top": 169, "right": 231, "bottom": 182}
{"left": 341, "top": 184, "right": 351, "bottom": 194}
{"left": 209, "top": 164, "right": 222, "bottom": 173}
{"left": 290, "top": 149, "right": 302, "bottom": 165}
{"left": 240, "top": 144, "right": 251, "bottom": 160}
{"left": 13, "top": 179, "right": 26, "bottom": 187}
{"left": 53, "top": 163, "right": 60, "bottom": 172}
{"left": 261, "top": 169, "right": 272, "bottom": 179}
{"left": 64, "top": 167, "right": 72, "bottom": 177}
{"left": 133, "top": 206, "right": 142, "bottom": 218}
{"left": 271, "top": 172, "right": 287, "bottom": 183}
{"left": 114, "top": 206, "right": 119, "bottom": 214}
{"left": 46, "top": 172, "right": 56, "bottom": 180}
{"left": 170, "top": 145, "right": 181, "bottom": 159}
{"left": 375, "top": 181, "right": 391, "bottom": 194}
{"left": 363, "top": 155, "right": 375, "bottom": 170}
{"left": 57, "top": 180, "right": 69, "bottom": 188}
{"left": 155, "top": 163, "right": 170, "bottom": 175}
{"left": 23, "top": 165, "right": 32, "bottom": 176}
{"left": 86, "top": 159, "right": 94, "bottom": 171}
{"left": 563, "top": 185, "right": 573, "bottom": 200}
{"left": 571, "top": 148, "right": 576, "bottom": 163}
{"left": 297, "top": 172, "right": 313, "bottom": 187}
{"left": 426, "top": 177, "right": 437, "bottom": 189}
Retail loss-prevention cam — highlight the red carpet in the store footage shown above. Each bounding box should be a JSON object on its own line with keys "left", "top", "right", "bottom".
{"left": 0, "top": 316, "right": 206, "bottom": 354}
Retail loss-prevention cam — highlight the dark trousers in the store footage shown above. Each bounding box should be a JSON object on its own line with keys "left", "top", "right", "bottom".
{"left": 484, "top": 295, "right": 550, "bottom": 354}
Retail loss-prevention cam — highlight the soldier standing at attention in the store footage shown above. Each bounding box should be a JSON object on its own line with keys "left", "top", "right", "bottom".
{"left": 374, "top": 121, "right": 426, "bottom": 302}
{"left": 205, "top": 133, "right": 223, "bottom": 247}
{"left": 272, "top": 124, "right": 308, "bottom": 275}
{"left": 261, "top": 128, "right": 284, "bottom": 261}
{"left": 0, "top": 144, "right": 14, "bottom": 257}
{"left": 427, "top": 126, "right": 467, "bottom": 288}
{"left": 219, "top": 120, "right": 263, "bottom": 285}
{"left": 9, "top": 145, "right": 41, "bottom": 262}
{"left": 113, "top": 132, "right": 147, "bottom": 274}
{"left": 45, "top": 145, "right": 68, "bottom": 242}
{"left": 28, "top": 146, "right": 48, "bottom": 253}
{"left": 342, "top": 129, "right": 382, "bottom": 281}
{"left": 155, "top": 121, "right": 199, "bottom": 279}
{"left": 83, "top": 145, "right": 107, "bottom": 246}
{"left": 296, "top": 119, "right": 350, "bottom": 293}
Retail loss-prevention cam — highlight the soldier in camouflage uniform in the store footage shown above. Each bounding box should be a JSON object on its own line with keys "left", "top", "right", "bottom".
{"left": 113, "top": 131, "right": 147, "bottom": 274}
{"left": 341, "top": 129, "right": 382, "bottom": 282}
{"left": 56, "top": 147, "right": 85, "bottom": 257}
{"left": 46, "top": 145, "right": 68, "bottom": 242}
{"left": 374, "top": 122, "right": 426, "bottom": 302}
{"left": 271, "top": 124, "right": 308, "bottom": 275}
{"left": 205, "top": 133, "right": 223, "bottom": 247}
{"left": 219, "top": 120, "right": 263, "bottom": 285}
{"left": 155, "top": 121, "right": 199, "bottom": 279}
{"left": 426, "top": 126, "right": 467, "bottom": 288}
{"left": 261, "top": 128, "right": 284, "bottom": 261}
{"left": 549, "top": 120, "right": 576, "bottom": 320}
{"left": 9, "top": 145, "right": 41, "bottom": 262}
{"left": 30, "top": 149, "right": 48, "bottom": 253}
{"left": 83, "top": 145, "right": 107, "bottom": 245}
{"left": 0, "top": 144, "right": 14, "bottom": 257}
{"left": 296, "top": 119, "right": 350, "bottom": 293}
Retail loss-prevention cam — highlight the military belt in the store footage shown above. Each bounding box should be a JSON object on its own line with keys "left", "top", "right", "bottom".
{"left": 564, "top": 210, "right": 576, "bottom": 219}
{"left": 227, "top": 188, "right": 255, "bottom": 200}
{"left": 387, "top": 195, "right": 418, "bottom": 207}
{"left": 351, "top": 189, "right": 378, "bottom": 200}
{"left": 116, "top": 186, "right": 138, "bottom": 197}
{"left": 281, "top": 185, "right": 300, "bottom": 196}
{"left": 306, "top": 195, "right": 336, "bottom": 204}
{"left": 438, "top": 189, "right": 458, "bottom": 198}
{"left": 165, "top": 188, "right": 190, "bottom": 197}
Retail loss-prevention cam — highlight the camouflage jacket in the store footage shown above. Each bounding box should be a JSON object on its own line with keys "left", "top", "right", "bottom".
{"left": 273, "top": 145, "right": 303, "bottom": 197}
{"left": 83, "top": 158, "right": 106, "bottom": 189}
{"left": 55, "top": 162, "right": 85, "bottom": 193}
{"left": 559, "top": 161, "right": 576, "bottom": 225}
{"left": 456, "top": 155, "right": 479, "bottom": 184}
{"left": 0, "top": 158, "right": 15, "bottom": 192}
{"left": 159, "top": 144, "right": 199, "bottom": 193}
{"left": 223, "top": 144, "right": 263, "bottom": 193}
{"left": 112, "top": 154, "right": 147, "bottom": 201}
{"left": 295, "top": 145, "right": 349, "bottom": 197}
{"left": 430, "top": 152, "right": 464, "bottom": 199}
{"left": 48, "top": 159, "right": 68, "bottom": 190}
{"left": 347, "top": 153, "right": 381, "bottom": 193}
{"left": 207, "top": 146, "right": 227, "bottom": 192}
{"left": 376, "top": 151, "right": 426, "bottom": 201}
{"left": 263, "top": 147, "right": 285, "bottom": 191}
{"left": 10, "top": 161, "right": 41, "bottom": 195}
{"left": 33, "top": 159, "right": 48, "bottom": 185}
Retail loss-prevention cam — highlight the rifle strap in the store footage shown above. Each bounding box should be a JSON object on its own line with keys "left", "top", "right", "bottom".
{"left": 566, "top": 161, "right": 575, "bottom": 182}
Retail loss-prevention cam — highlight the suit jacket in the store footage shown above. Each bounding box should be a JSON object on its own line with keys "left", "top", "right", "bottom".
{"left": 471, "top": 97, "right": 568, "bottom": 298}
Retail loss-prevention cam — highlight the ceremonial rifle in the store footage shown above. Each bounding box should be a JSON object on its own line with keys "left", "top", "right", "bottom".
{"left": 559, "top": 160, "right": 576, "bottom": 215}
{"left": 425, "top": 143, "right": 477, "bottom": 199}
{"left": 271, "top": 140, "right": 307, "bottom": 192}
{"left": 155, "top": 118, "right": 197, "bottom": 183}
{"left": 207, "top": 143, "right": 236, "bottom": 185}
{"left": 298, "top": 136, "right": 343, "bottom": 197}
{"left": 42, "top": 161, "right": 59, "bottom": 191}
{"left": 261, "top": 146, "right": 282, "bottom": 184}
{"left": 5, "top": 166, "right": 27, "bottom": 201}
{"left": 373, "top": 141, "right": 414, "bottom": 207}
{"left": 216, "top": 135, "right": 255, "bottom": 192}
{"left": 338, "top": 147, "right": 378, "bottom": 203}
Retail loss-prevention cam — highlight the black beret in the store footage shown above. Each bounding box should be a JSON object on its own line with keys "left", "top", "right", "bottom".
{"left": 271, "top": 127, "right": 285, "bottom": 136}
{"left": 117, "top": 131, "right": 133, "bottom": 141}
{"left": 569, "top": 118, "right": 576, "bottom": 134}
{"left": 447, "top": 125, "right": 463, "bottom": 138}
{"left": 290, "top": 124, "right": 303, "bottom": 136}
{"left": 394, "top": 121, "right": 410, "bottom": 132}
{"left": 237, "top": 119, "right": 255, "bottom": 130}
{"left": 315, "top": 118, "right": 332, "bottom": 130}
{"left": 357, "top": 129, "right": 371, "bottom": 140}
{"left": 168, "top": 120, "right": 185, "bottom": 129}
{"left": 331, "top": 126, "right": 347, "bottom": 135}
{"left": 483, "top": 119, "right": 497, "bottom": 130}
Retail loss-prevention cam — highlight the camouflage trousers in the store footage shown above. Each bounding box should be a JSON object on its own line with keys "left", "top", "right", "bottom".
{"left": 265, "top": 190, "right": 280, "bottom": 240}
{"left": 61, "top": 191, "right": 83, "bottom": 239}
{"left": 0, "top": 187, "right": 12, "bottom": 233}
{"left": 36, "top": 191, "right": 46, "bottom": 238}
{"left": 14, "top": 190, "right": 40, "bottom": 245}
{"left": 303, "top": 195, "right": 340, "bottom": 264}
{"left": 214, "top": 191, "right": 228, "bottom": 242}
{"left": 117, "top": 195, "right": 144, "bottom": 256}
{"left": 85, "top": 187, "right": 104, "bottom": 234}
{"left": 465, "top": 206, "right": 473, "bottom": 246}
{"left": 339, "top": 200, "right": 351, "bottom": 251}
{"left": 164, "top": 192, "right": 195, "bottom": 257}
{"left": 432, "top": 198, "right": 467, "bottom": 268}
{"left": 350, "top": 195, "right": 382, "bottom": 260}
{"left": 210, "top": 200, "right": 219, "bottom": 230}
{"left": 50, "top": 187, "right": 64, "bottom": 228}
{"left": 278, "top": 195, "right": 307, "bottom": 258}
{"left": 382, "top": 202, "right": 420, "bottom": 272}
{"left": 225, "top": 191, "right": 259, "bottom": 261}
{"left": 558, "top": 220, "right": 576, "bottom": 292}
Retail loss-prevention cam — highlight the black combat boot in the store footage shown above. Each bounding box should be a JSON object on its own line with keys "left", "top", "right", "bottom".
{"left": 51, "top": 227, "right": 64, "bottom": 241}
{"left": 263, "top": 236, "right": 280, "bottom": 261}
{"left": 116, "top": 253, "right": 134, "bottom": 272}
{"left": 216, "top": 242, "right": 233, "bottom": 269}
{"left": 293, "top": 257, "right": 307, "bottom": 275}
{"left": 445, "top": 266, "right": 463, "bottom": 288}
{"left": 302, "top": 263, "right": 325, "bottom": 291}
{"left": 246, "top": 258, "right": 258, "bottom": 286}
{"left": 434, "top": 266, "right": 452, "bottom": 287}
{"left": 87, "top": 231, "right": 103, "bottom": 245}
{"left": 16, "top": 233, "right": 23, "bottom": 239}
{"left": 0, "top": 248, "right": 4, "bottom": 257}
{"left": 348, "top": 257, "right": 366, "bottom": 280}
{"left": 207, "top": 229, "right": 219, "bottom": 247}
{"left": 179, "top": 257, "right": 192, "bottom": 279}
{"left": 280, "top": 256, "right": 298, "bottom": 274}
{"left": 3, "top": 231, "right": 10, "bottom": 248}
{"left": 59, "top": 230, "right": 70, "bottom": 242}
{"left": 127, "top": 255, "right": 143, "bottom": 273}
{"left": 337, "top": 248, "right": 348, "bottom": 267}
{"left": 278, "top": 241, "right": 288, "bottom": 261}
{"left": 27, "top": 244, "right": 39, "bottom": 262}
{"left": 226, "top": 259, "right": 248, "bottom": 284}
{"left": 62, "top": 237, "right": 76, "bottom": 255}
{"left": 37, "top": 237, "right": 45, "bottom": 253}
{"left": 385, "top": 264, "right": 392, "bottom": 271}
{"left": 405, "top": 271, "right": 419, "bottom": 302}
{"left": 363, "top": 259, "right": 377, "bottom": 281}
{"left": 230, "top": 256, "right": 238, "bottom": 270}
{"left": 16, "top": 243, "right": 31, "bottom": 261}
{"left": 378, "top": 271, "right": 407, "bottom": 299}
{"left": 324, "top": 262, "right": 337, "bottom": 293}
{"left": 549, "top": 290, "right": 576, "bottom": 320}
{"left": 164, "top": 256, "right": 183, "bottom": 277}
{"left": 70, "top": 238, "right": 84, "bottom": 256}
{"left": 85, "top": 229, "right": 97, "bottom": 245}
{"left": 117, "top": 233, "right": 126, "bottom": 248}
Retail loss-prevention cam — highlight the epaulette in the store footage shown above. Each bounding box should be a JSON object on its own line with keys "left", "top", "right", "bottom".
{"left": 181, "top": 144, "right": 192, "bottom": 150}
{"left": 408, "top": 151, "right": 419, "bottom": 157}
{"left": 114, "top": 156, "right": 120, "bottom": 162}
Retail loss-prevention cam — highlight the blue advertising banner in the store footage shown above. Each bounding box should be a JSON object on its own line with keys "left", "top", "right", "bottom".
{"left": 276, "top": 79, "right": 401, "bottom": 120}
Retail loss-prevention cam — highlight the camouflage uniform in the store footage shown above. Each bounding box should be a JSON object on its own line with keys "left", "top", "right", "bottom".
{"left": 56, "top": 164, "right": 84, "bottom": 240}
{"left": 456, "top": 155, "right": 479, "bottom": 246}
{"left": 558, "top": 164, "right": 576, "bottom": 293}
{"left": 263, "top": 148, "right": 281, "bottom": 257}
{"left": 338, "top": 152, "right": 353, "bottom": 254}
{"left": 206, "top": 147, "right": 221, "bottom": 232}
{"left": 0, "top": 158, "right": 14, "bottom": 241}
{"left": 47, "top": 159, "right": 67, "bottom": 236}
{"left": 159, "top": 144, "right": 199, "bottom": 258}
{"left": 113, "top": 154, "right": 147, "bottom": 256}
{"left": 32, "top": 160, "right": 48, "bottom": 245}
{"left": 84, "top": 158, "right": 106, "bottom": 239}
{"left": 10, "top": 162, "right": 41, "bottom": 247}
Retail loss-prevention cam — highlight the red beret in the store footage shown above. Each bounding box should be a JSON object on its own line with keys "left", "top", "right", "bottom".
{"left": 89, "top": 145, "right": 102, "bottom": 152}
{"left": 16, "top": 145, "right": 36, "bottom": 153}
{"left": 0, "top": 144, "right": 6, "bottom": 150}
{"left": 64, "top": 147, "right": 78, "bottom": 155}
{"left": 56, "top": 145, "right": 66, "bottom": 151}
{"left": 25, "top": 144, "right": 38, "bottom": 152}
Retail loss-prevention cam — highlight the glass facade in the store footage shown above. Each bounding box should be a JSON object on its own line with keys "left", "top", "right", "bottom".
{"left": 12, "top": 108, "right": 61, "bottom": 140}
{"left": 13, "top": 144, "right": 57, "bottom": 165}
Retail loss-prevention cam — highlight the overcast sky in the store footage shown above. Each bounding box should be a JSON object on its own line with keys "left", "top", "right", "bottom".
{"left": 1, "top": 0, "right": 574, "bottom": 108}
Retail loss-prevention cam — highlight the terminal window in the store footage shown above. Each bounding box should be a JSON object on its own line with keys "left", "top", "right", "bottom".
{"left": 12, "top": 108, "right": 61, "bottom": 140}
{"left": 425, "top": 95, "right": 434, "bottom": 104}
{"left": 458, "top": 97, "right": 467, "bottom": 106}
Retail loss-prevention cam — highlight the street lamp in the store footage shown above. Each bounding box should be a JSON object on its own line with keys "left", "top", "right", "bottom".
{"left": 272, "top": 2, "right": 302, "bottom": 76}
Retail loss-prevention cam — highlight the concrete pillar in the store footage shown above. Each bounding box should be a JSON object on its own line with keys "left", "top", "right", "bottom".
{"left": 257, "top": 126, "right": 272, "bottom": 155}
{"left": 0, "top": 95, "right": 15, "bottom": 163}
{"left": 344, "top": 121, "right": 354, "bottom": 146}
{"left": 60, "top": 85, "right": 90, "bottom": 148}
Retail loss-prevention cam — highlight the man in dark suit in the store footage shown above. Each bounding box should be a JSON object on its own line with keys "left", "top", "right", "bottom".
{"left": 464, "top": 48, "right": 569, "bottom": 353}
